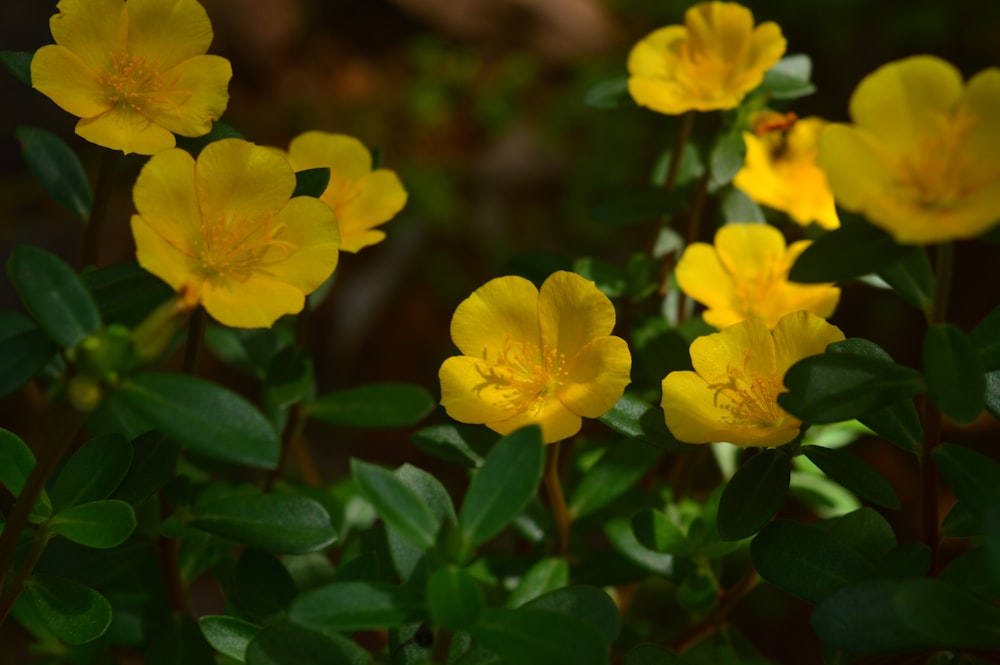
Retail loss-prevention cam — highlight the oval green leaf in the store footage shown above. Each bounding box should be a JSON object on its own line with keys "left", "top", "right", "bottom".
{"left": 717, "top": 449, "right": 790, "bottom": 541}
{"left": 245, "top": 621, "right": 368, "bottom": 665}
{"left": 788, "top": 215, "right": 911, "bottom": 284}
{"left": 802, "top": 445, "right": 900, "bottom": 510}
{"left": 351, "top": 459, "right": 440, "bottom": 550}
{"left": 50, "top": 499, "right": 136, "bottom": 548}
{"left": 506, "top": 557, "right": 569, "bottom": 608}
{"left": 427, "top": 566, "right": 485, "bottom": 630}
{"left": 598, "top": 394, "right": 695, "bottom": 454}
{"left": 81, "top": 262, "right": 173, "bottom": 328}
{"left": 0, "top": 427, "right": 52, "bottom": 521}
{"left": 0, "top": 323, "right": 57, "bottom": 399}
{"left": 308, "top": 382, "right": 435, "bottom": 428}
{"left": 933, "top": 443, "right": 1000, "bottom": 517}
{"left": 292, "top": 167, "right": 331, "bottom": 199}
{"left": 569, "top": 440, "right": 662, "bottom": 519}
{"left": 923, "top": 323, "right": 985, "bottom": 424}
{"left": 50, "top": 433, "right": 131, "bottom": 511}
{"left": 289, "top": 581, "right": 424, "bottom": 632}
{"left": 17, "top": 127, "right": 93, "bottom": 220}
{"left": 199, "top": 615, "right": 259, "bottom": 663}
{"left": 470, "top": 607, "right": 610, "bottom": 665}
{"left": 877, "top": 247, "right": 934, "bottom": 314}
{"left": 522, "top": 586, "right": 621, "bottom": 645}
{"left": 189, "top": 493, "right": 336, "bottom": 554}
{"left": 582, "top": 75, "right": 632, "bottom": 109}
{"left": 19, "top": 574, "right": 112, "bottom": 645}
{"left": 1, "top": 50, "right": 33, "bottom": 86}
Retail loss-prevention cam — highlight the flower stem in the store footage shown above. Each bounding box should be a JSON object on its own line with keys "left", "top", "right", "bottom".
{"left": 543, "top": 441, "right": 571, "bottom": 556}
{"left": 82, "top": 150, "right": 120, "bottom": 268}
{"left": 664, "top": 112, "right": 695, "bottom": 193}
{"left": 182, "top": 307, "right": 206, "bottom": 376}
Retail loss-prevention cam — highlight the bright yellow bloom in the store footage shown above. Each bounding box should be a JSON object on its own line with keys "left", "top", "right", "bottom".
{"left": 675, "top": 223, "right": 840, "bottom": 330}
{"left": 130, "top": 138, "right": 339, "bottom": 328}
{"left": 627, "top": 1, "right": 786, "bottom": 115}
{"left": 31, "top": 0, "right": 231, "bottom": 155}
{"left": 439, "top": 271, "right": 632, "bottom": 444}
{"left": 661, "top": 311, "right": 844, "bottom": 447}
{"left": 286, "top": 131, "right": 407, "bottom": 253}
{"left": 819, "top": 55, "right": 1000, "bottom": 244}
{"left": 734, "top": 112, "right": 840, "bottom": 230}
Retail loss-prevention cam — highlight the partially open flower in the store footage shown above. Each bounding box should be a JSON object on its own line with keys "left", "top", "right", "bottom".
{"left": 675, "top": 223, "right": 840, "bottom": 330}
{"left": 627, "top": 1, "right": 786, "bottom": 115}
{"left": 661, "top": 311, "right": 844, "bottom": 447}
{"left": 31, "top": 0, "right": 232, "bottom": 155}
{"left": 819, "top": 55, "right": 1000, "bottom": 244}
{"left": 439, "top": 271, "right": 632, "bottom": 443}
{"left": 130, "top": 138, "right": 339, "bottom": 328}
{"left": 735, "top": 112, "right": 840, "bottom": 230}
{"left": 287, "top": 131, "right": 407, "bottom": 253}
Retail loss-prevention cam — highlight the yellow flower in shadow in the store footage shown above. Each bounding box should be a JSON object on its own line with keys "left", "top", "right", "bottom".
{"left": 287, "top": 131, "right": 408, "bottom": 253}
{"left": 675, "top": 223, "right": 840, "bottom": 330}
{"left": 31, "top": 0, "right": 231, "bottom": 155}
{"left": 819, "top": 55, "right": 1000, "bottom": 244}
{"left": 661, "top": 311, "right": 844, "bottom": 447}
{"left": 439, "top": 271, "right": 632, "bottom": 443}
{"left": 735, "top": 112, "right": 840, "bottom": 230}
{"left": 130, "top": 138, "right": 340, "bottom": 328}
{"left": 627, "top": 1, "right": 786, "bottom": 115}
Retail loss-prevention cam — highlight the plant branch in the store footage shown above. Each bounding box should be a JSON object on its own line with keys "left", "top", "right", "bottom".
{"left": 182, "top": 307, "right": 207, "bottom": 376}
{"left": 543, "top": 440, "right": 571, "bottom": 556}
{"left": 82, "top": 149, "right": 120, "bottom": 268}
{"left": 671, "top": 566, "right": 760, "bottom": 653}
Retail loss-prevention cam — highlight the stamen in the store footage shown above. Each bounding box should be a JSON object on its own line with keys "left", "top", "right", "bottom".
{"left": 708, "top": 351, "right": 786, "bottom": 428}
{"left": 197, "top": 212, "right": 296, "bottom": 282}
{"left": 473, "top": 336, "right": 569, "bottom": 415}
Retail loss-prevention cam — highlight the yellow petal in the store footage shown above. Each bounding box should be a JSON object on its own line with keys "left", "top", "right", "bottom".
{"left": 439, "top": 355, "right": 522, "bottom": 425}
{"left": 537, "top": 271, "right": 616, "bottom": 360}
{"left": 662, "top": 371, "right": 735, "bottom": 444}
{"left": 130, "top": 213, "right": 199, "bottom": 293}
{"left": 132, "top": 147, "right": 200, "bottom": 254}
{"left": 817, "top": 124, "right": 897, "bottom": 214}
{"left": 690, "top": 317, "right": 776, "bottom": 385}
{"left": 75, "top": 105, "right": 175, "bottom": 154}
{"left": 48, "top": 0, "right": 125, "bottom": 72}
{"left": 685, "top": 1, "right": 753, "bottom": 64}
{"left": 739, "top": 21, "right": 786, "bottom": 90}
{"left": 337, "top": 170, "right": 408, "bottom": 253}
{"left": 713, "top": 223, "right": 788, "bottom": 283}
{"left": 288, "top": 131, "right": 371, "bottom": 180}
{"left": 558, "top": 336, "right": 631, "bottom": 418}
{"left": 961, "top": 69, "right": 1000, "bottom": 177}
{"left": 125, "top": 0, "right": 214, "bottom": 70}
{"left": 262, "top": 196, "right": 340, "bottom": 293}
{"left": 195, "top": 139, "right": 295, "bottom": 228}
{"left": 30, "top": 45, "right": 111, "bottom": 118}
{"left": 488, "top": 399, "right": 582, "bottom": 444}
{"left": 201, "top": 276, "right": 304, "bottom": 328}
{"left": 146, "top": 54, "right": 231, "bottom": 136}
{"left": 674, "top": 242, "right": 736, "bottom": 323}
{"left": 450, "top": 276, "right": 540, "bottom": 361}
{"left": 772, "top": 311, "right": 845, "bottom": 377}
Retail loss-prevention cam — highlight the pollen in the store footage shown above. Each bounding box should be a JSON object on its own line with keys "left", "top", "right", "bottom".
{"left": 196, "top": 213, "right": 296, "bottom": 282}
{"left": 479, "top": 337, "right": 569, "bottom": 415}
{"left": 709, "top": 351, "right": 786, "bottom": 428}
{"left": 100, "top": 51, "right": 170, "bottom": 112}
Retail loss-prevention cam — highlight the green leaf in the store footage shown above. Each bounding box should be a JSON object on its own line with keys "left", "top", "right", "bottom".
{"left": 111, "top": 432, "right": 180, "bottom": 506}
{"left": 292, "top": 167, "right": 330, "bottom": 198}
{"left": 49, "top": 433, "right": 131, "bottom": 511}
{"left": 352, "top": 459, "right": 440, "bottom": 550}
{"left": 8, "top": 245, "right": 101, "bottom": 349}
{"left": 308, "top": 382, "right": 435, "bottom": 428}
{"left": 458, "top": 426, "right": 545, "bottom": 547}
{"left": 1, "top": 50, "right": 32, "bottom": 85}
{"left": 49, "top": 499, "right": 136, "bottom": 548}
{"left": 720, "top": 188, "right": 766, "bottom": 223}
{"left": 923, "top": 323, "right": 985, "bottom": 424}
{"left": 802, "top": 445, "right": 900, "bottom": 510}
{"left": 385, "top": 464, "right": 458, "bottom": 581}
{"left": 582, "top": 75, "right": 632, "bottom": 109}
{"left": 676, "top": 569, "right": 718, "bottom": 613}
{"left": 506, "top": 557, "right": 569, "bottom": 608}
{"left": 590, "top": 188, "right": 688, "bottom": 227}
{"left": 717, "top": 449, "right": 790, "bottom": 541}
{"left": 624, "top": 643, "right": 690, "bottom": 665}
{"left": 189, "top": 492, "right": 336, "bottom": 554}
{"left": 750, "top": 519, "right": 875, "bottom": 603}
{"left": 632, "top": 509, "right": 690, "bottom": 556}
{"left": 573, "top": 257, "right": 629, "bottom": 298}
{"left": 603, "top": 517, "right": 678, "bottom": 578}
{"left": 598, "top": 394, "right": 696, "bottom": 454}
{"left": 788, "top": 215, "right": 911, "bottom": 283}
{"left": 0, "top": 316, "right": 57, "bottom": 398}
{"left": 245, "top": 621, "right": 369, "bottom": 665}
{"left": 289, "top": 581, "right": 424, "bottom": 632}
{"left": 17, "top": 127, "right": 93, "bottom": 220}
{"left": 0, "top": 428, "right": 51, "bottom": 522}
{"left": 759, "top": 54, "right": 815, "bottom": 99}
{"left": 877, "top": 247, "right": 934, "bottom": 313}
{"left": 234, "top": 550, "right": 298, "bottom": 623}
{"left": 779, "top": 350, "right": 924, "bottom": 424}
{"left": 522, "top": 586, "right": 621, "bottom": 645}
{"left": 199, "top": 615, "right": 259, "bottom": 663}
{"left": 858, "top": 399, "right": 922, "bottom": 453}
{"left": 708, "top": 130, "right": 745, "bottom": 191}
{"left": 812, "top": 577, "right": 1000, "bottom": 652}
{"left": 970, "top": 304, "right": 1000, "bottom": 371}
{"left": 469, "top": 608, "right": 610, "bottom": 665}
{"left": 986, "top": 370, "right": 1000, "bottom": 421}
{"left": 427, "top": 566, "right": 485, "bottom": 630}
{"left": 569, "top": 439, "right": 662, "bottom": 519}
{"left": 819, "top": 507, "right": 897, "bottom": 564}
{"left": 114, "top": 372, "right": 280, "bottom": 468}
{"left": 82, "top": 262, "right": 173, "bottom": 328}
{"left": 876, "top": 542, "right": 932, "bottom": 579}
{"left": 264, "top": 345, "right": 314, "bottom": 429}
{"left": 174, "top": 119, "right": 244, "bottom": 156}
{"left": 19, "top": 574, "right": 112, "bottom": 645}
{"left": 411, "top": 424, "right": 489, "bottom": 469}
{"left": 933, "top": 443, "right": 1000, "bottom": 517}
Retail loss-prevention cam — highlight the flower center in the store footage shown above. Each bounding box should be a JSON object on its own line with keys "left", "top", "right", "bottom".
{"left": 100, "top": 51, "right": 170, "bottom": 112}
{"left": 479, "top": 337, "right": 568, "bottom": 415}
{"left": 730, "top": 262, "right": 785, "bottom": 318}
{"left": 708, "top": 351, "right": 787, "bottom": 428}
{"left": 898, "top": 111, "right": 979, "bottom": 208}
{"left": 197, "top": 213, "right": 295, "bottom": 282}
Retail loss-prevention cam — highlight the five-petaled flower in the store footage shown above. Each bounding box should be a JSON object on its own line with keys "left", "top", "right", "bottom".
{"left": 286, "top": 131, "right": 408, "bottom": 253}
{"left": 735, "top": 112, "right": 840, "bottom": 230}
{"left": 661, "top": 311, "right": 844, "bottom": 447}
{"left": 130, "top": 138, "right": 340, "bottom": 328}
{"left": 819, "top": 55, "right": 1000, "bottom": 244}
{"left": 439, "top": 271, "right": 632, "bottom": 443}
{"left": 675, "top": 223, "right": 840, "bottom": 330}
{"left": 627, "top": 1, "right": 786, "bottom": 115}
{"left": 31, "top": 0, "right": 232, "bottom": 155}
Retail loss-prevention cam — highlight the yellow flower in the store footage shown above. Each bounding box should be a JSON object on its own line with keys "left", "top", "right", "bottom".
{"left": 818, "top": 55, "right": 1000, "bottom": 244}
{"left": 130, "top": 138, "right": 339, "bottom": 328}
{"left": 661, "top": 311, "right": 844, "bottom": 447}
{"left": 439, "top": 271, "right": 632, "bottom": 444}
{"left": 627, "top": 1, "right": 786, "bottom": 115}
{"left": 287, "top": 131, "right": 407, "bottom": 253}
{"left": 675, "top": 223, "right": 840, "bottom": 330}
{"left": 31, "top": 0, "right": 232, "bottom": 155}
{"left": 734, "top": 112, "right": 840, "bottom": 230}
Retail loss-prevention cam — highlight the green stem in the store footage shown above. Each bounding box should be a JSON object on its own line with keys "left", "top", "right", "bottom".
{"left": 543, "top": 441, "right": 571, "bottom": 556}
{"left": 671, "top": 566, "right": 760, "bottom": 653}
{"left": 182, "top": 307, "right": 206, "bottom": 376}
{"left": 664, "top": 112, "right": 695, "bottom": 193}
{"left": 0, "top": 406, "right": 87, "bottom": 612}
{"left": 0, "top": 527, "right": 53, "bottom": 626}
{"left": 82, "top": 150, "right": 120, "bottom": 268}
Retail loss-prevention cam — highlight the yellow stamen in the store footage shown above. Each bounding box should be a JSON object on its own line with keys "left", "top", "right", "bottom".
{"left": 197, "top": 213, "right": 296, "bottom": 282}
{"left": 708, "top": 351, "right": 786, "bottom": 428}
{"left": 476, "top": 336, "right": 569, "bottom": 415}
